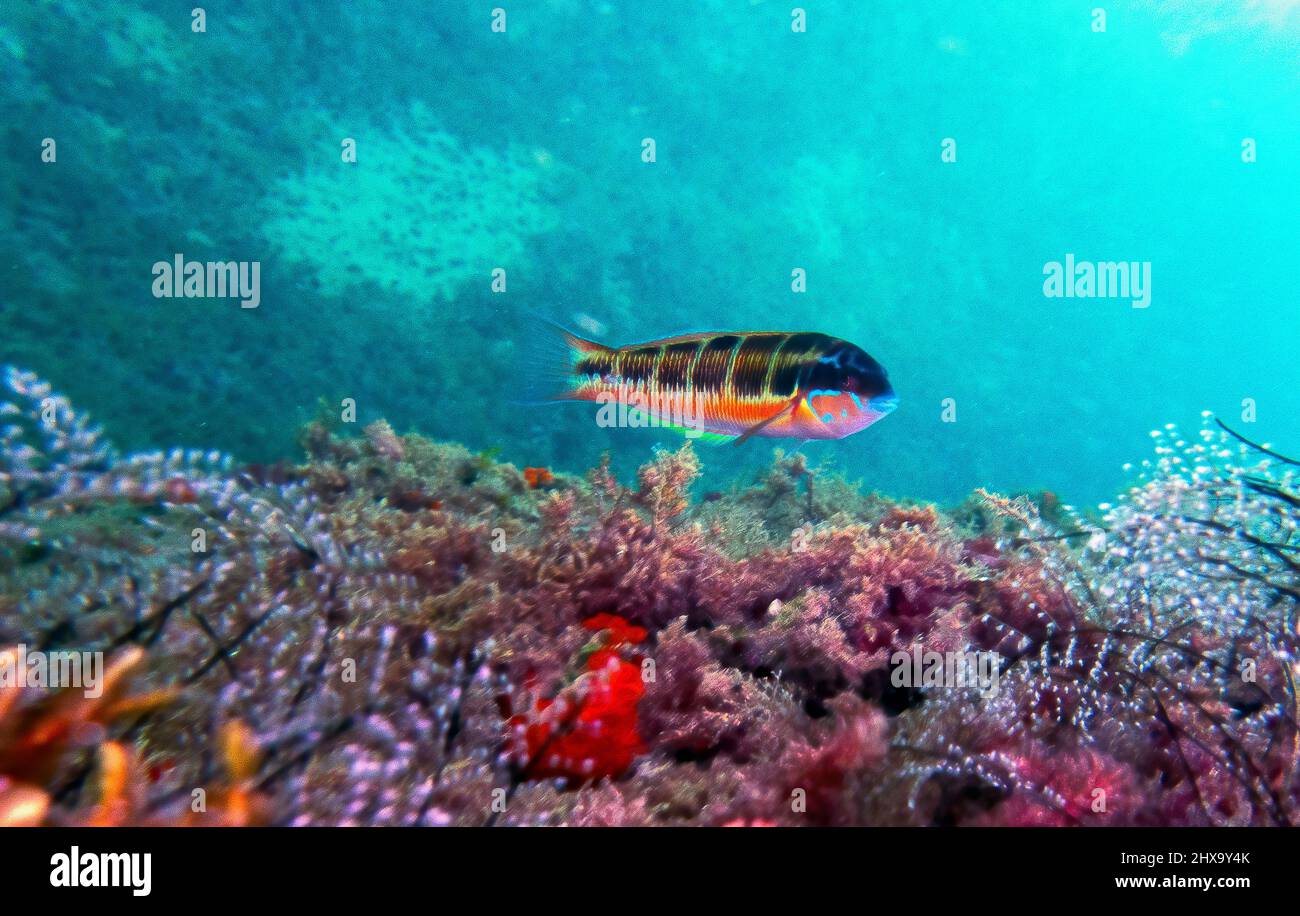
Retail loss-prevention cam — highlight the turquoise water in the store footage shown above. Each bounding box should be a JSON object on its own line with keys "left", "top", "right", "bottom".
{"left": 3, "top": 0, "right": 1298, "bottom": 505}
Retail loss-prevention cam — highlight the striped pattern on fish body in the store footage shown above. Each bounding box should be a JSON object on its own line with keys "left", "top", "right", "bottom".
{"left": 550, "top": 328, "right": 897, "bottom": 441}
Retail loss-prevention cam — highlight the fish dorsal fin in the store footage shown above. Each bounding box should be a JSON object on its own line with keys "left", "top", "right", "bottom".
{"left": 733, "top": 397, "right": 798, "bottom": 446}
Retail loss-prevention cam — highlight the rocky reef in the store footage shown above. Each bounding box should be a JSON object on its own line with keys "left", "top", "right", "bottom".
{"left": 1, "top": 367, "right": 1297, "bottom": 826}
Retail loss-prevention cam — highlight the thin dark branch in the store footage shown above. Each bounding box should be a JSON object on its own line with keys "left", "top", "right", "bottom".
{"left": 1217, "top": 418, "right": 1300, "bottom": 466}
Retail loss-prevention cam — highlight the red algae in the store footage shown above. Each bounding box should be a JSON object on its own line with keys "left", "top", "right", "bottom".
{"left": 523, "top": 466, "right": 555, "bottom": 489}
{"left": 1, "top": 370, "right": 1298, "bottom": 826}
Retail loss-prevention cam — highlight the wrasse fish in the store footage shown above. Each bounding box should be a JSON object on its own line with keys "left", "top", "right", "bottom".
{"left": 535, "top": 326, "right": 898, "bottom": 443}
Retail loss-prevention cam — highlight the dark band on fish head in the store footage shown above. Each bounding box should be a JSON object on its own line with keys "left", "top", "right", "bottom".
{"left": 799, "top": 339, "right": 892, "bottom": 399}
{"left": 770, "top": 332, "right": 834, "bottom": 397}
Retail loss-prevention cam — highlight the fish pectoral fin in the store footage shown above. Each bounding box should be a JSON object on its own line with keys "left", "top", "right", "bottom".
{"left": 732, "top": 397, "right": 798, "bottom": 446}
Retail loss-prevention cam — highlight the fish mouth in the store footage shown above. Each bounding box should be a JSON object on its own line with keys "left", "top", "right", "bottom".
{"left": 868, "top": 392, "right": 899, "bottom": 415}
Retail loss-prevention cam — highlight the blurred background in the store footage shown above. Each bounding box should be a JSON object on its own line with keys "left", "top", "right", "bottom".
{"left": 2, "top": 0, "right": 1298, "bottom": 504}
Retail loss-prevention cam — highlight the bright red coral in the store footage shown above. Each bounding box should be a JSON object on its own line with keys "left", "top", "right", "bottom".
{"left": 581, "top": 613, "right": 647, "bottom": 649}
{"left": 507, "top": 615, "right": 648, "bottom": 783}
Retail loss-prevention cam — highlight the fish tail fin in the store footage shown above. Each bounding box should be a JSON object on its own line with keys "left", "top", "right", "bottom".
{"left": 514, "top": 314, "right": 613, "bottom": 405}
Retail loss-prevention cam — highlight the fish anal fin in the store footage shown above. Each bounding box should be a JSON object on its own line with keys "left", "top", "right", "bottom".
{"left": 661, "top": 423, "right": 735, "bottom": 444}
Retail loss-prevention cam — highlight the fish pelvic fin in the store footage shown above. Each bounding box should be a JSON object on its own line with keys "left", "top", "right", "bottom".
{"left": 732, "top": 397, "right": 799, "bottom": 446}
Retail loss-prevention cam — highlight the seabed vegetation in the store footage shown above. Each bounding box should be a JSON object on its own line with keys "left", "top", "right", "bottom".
{"left": 2, "top": 367, "right": 1297, "bottom": 826}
